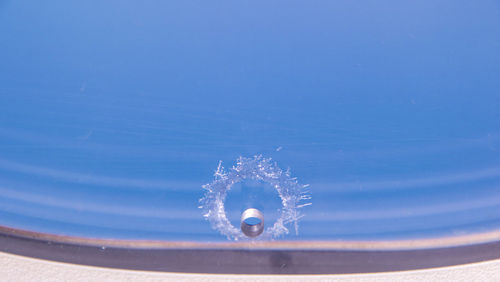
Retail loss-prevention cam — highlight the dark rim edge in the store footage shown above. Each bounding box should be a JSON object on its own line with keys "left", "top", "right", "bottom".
{"left": 1, "top": 225, "right": 499, "bottom": 274}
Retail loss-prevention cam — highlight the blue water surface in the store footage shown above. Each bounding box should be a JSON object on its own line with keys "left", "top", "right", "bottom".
{"left": 0, "top": 1, "right": 499, "bottom": 242}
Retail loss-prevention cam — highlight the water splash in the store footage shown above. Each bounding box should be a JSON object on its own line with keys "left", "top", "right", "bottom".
{"left": 199, "top": 155, "right": 311, "bottom": 240}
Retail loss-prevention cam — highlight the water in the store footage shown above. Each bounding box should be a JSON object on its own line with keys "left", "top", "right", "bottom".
{"left": 0, "top": 0, "right": 499, "bottom": 242}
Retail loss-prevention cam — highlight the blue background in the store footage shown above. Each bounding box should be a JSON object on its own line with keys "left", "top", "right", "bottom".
{"left": 0, "top": 1, "right": 499, "bottom": 241}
